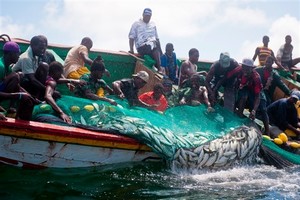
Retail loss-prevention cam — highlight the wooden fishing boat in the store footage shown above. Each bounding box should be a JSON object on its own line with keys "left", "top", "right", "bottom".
{"left": 0, "top": 118, "right": 160, "bottom": 168}
{"left": 0, "top": 37, "right": 299, "bottom": 169}
{"left": 0, "top": 37, "right": 171, "bottom": 168}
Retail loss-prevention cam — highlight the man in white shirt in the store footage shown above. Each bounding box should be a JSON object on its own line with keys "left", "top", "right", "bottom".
{"left": 276, "top": 35, "right": 300, "bottom": 70}
{"left": 12, "top": 35, "right": 50, "bottom": 100}
{"left": 129, "top": 8, "right": 163, "bottom": 73}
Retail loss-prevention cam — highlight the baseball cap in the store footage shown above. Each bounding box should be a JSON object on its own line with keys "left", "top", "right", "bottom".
{"left": 291, "top": 89, "right": 300, "bottom": 100}
{"left": 3, "top": 41, "right": 21, "bottom": 53}
{"left": 219, "top": 52, "right": 231, "bottom": 68}
{"left": 291, "top": 94, "right": 299, "bottom": 100}
{"left": 241, "top": 58, "right": 255, "bottom": 68}
{"left": 143, "top": 8, "right": 152, "bottom": 16}
{"left": 133, "top": 71, "right": 149, "bottom": 83}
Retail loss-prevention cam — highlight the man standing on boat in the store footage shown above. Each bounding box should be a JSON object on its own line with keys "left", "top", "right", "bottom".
{"left": 252, "top": 35, "right": 284, "bottom": 69}
{"left": 205, "top": 52, "right": 239, "bottom": 111}
{"left": 129, "top": 8, "right": 163, "bottom": 73}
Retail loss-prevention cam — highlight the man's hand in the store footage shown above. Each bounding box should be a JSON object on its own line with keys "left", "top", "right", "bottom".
{"left": 53, "top": 91, "right": 61, "bottom": 99}
{"left": 60, "top": 112, "right": 71, "bottom": 124}
{"left": 0, "top": 113, "right": 7, "bottom": 121}
{"left": 109, "top": 99, "right": 117, "bottom": 106}
{"left": 249, "top": 110, "right": 256, "bottom": 120}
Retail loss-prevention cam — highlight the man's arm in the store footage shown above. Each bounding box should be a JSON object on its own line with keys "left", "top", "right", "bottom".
{"left": 249, "top": 94, "right": 260, "bottom": 120}
{"left": 83, "top": 89, "right": 117, "bottom": 105}
{"left": 80, "top": 52, "right": 93, "bottom": 66}
{"left": 112, "top": 80, "right": 125, "bottom": 99}
{"left": 44, "top": 81, "right": 71, "bottom": 123}
{"left": 273, "top": 73, "right": 291, "bottom": 96}
{"left": 156, "top": 39, "right": 163, "bottom": 55}
{"left": 252, "top": 47, "right": 259, "bottom": 61}
{"left": 129, "top": 38, "right": 135, "bottom": 53}
{"left": 26, "top": 73, "right": 46, "bottom": 91}
{"left": 271, "top": 51, "right": 287, "bottom": 70}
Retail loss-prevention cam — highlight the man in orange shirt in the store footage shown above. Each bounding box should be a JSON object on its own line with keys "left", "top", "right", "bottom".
{"left": 139, "top": 83, "right": 168, "bottom": 112}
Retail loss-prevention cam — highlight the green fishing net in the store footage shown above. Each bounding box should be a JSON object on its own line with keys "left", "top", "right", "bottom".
{"left": 262, "top": 138, "right": 300, "bottom": 164}
{"left": 32, "top": 95, "right": 249, "bottom": 160}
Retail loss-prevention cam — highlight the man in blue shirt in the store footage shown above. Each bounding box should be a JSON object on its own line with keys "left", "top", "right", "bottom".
{"left": 161, "top": 43, "right": 178, "bottom": 85}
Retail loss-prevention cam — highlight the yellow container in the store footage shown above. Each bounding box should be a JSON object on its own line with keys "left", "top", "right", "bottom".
{"left": 289, "top": 142, "right": 300, "bottom": 148}
{"left": 284, "top": 129, "right": 297, "bottom": 137}
{"left": 70, "top": 106, "right": 80, "bottom": 113}
{"left": 84, "top": 105, "right": 94, "bottom": 112}
{"left": 278, "top": 133, "right": 288, "bottom": 143}
{"left": 273, "top": 138, "right": 283, "bottom": 145}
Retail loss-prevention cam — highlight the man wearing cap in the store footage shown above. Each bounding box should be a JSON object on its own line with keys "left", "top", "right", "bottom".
{"left": 112, "top": 71, "right": 150, "bottom": 106}
{"left": 267, "top": 95, "right": 300, "bottom": 140}
{"left": 0, "top": 41, "right": 37, "bottom": 120}
{"left": 205, "top": 52, "right": 239, "bottom": 111}
{"left": 227, "top": 58, "right": 270, "bottom": 135}
{"left": 0, "top": 41, "right": 20, "bottom": 81}
{"left": 0, "top": 41, "right": 22, "bottom": 98}
{"left": 128, "top": 8, "right": 163, "bottom": 73}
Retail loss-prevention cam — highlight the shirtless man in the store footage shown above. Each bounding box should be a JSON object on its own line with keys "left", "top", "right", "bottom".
{"left": 178, "top": 48, "right": 201, "bottom": 87}
{"left": 179, "top": 74, "right": 214, "bottom": 112}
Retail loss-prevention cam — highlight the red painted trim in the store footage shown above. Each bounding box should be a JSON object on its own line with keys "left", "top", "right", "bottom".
{"left": 0, "top": 118, "right": 140, "bottom": 145}
{"left": 0, "top": 156, "right": 46, "bottom": 169}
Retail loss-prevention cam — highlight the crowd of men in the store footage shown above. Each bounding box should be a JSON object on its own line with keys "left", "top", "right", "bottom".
{"left": 0, "top": 8, "right": 300, "bottom": 141}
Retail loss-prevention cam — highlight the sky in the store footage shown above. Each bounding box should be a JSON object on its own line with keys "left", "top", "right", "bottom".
{"left": 0, "top": 0, "right": 300, "bottom": 66}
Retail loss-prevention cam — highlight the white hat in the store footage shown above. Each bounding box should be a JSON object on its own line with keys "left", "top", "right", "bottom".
{"left": 241, "top": 58, "right": 255, "bottom": 68}
{"left": 219, "top": 52, "right": 231, "bottom": 68}
{"left": 291, "top": 94, "right": 299, "bottom": 100}
{"left": 133, "top": 71, "right": 149, "bottom": 83}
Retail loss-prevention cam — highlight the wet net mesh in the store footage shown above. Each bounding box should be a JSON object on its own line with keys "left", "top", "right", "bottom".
{"left": 262, "top": 138, "right": 300, "bottom": 164}
{"left": 32, "top": 95, "right": 250, "bottom": 160}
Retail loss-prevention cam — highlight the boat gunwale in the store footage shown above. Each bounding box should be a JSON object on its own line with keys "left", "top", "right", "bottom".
{"left": 0, "top": 118, "right": 152, "bottom": 151}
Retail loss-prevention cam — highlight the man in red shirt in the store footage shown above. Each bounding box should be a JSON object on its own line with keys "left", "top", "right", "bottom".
{"left": 139, "top": 83, "right": 168, "bottom": 112}
{"left": 227, "top": 58, "right": 269, "bottom": 135}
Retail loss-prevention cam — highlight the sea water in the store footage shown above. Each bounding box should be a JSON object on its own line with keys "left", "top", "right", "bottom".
{"left": 0, "top": 162, "right": 299, "bottom": 200}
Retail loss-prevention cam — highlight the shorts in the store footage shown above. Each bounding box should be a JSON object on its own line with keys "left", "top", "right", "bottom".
{"left": 281, "top": 60, "right": 293, "bottom": 69}
{"left": 67, "top": 66, "right": 90, "bottom": 79}
{"left": 137, "top": 44, "right": 152, "bottom": 56}
{"left": 0, "top": 82, "right": 5, "bottom": 92}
